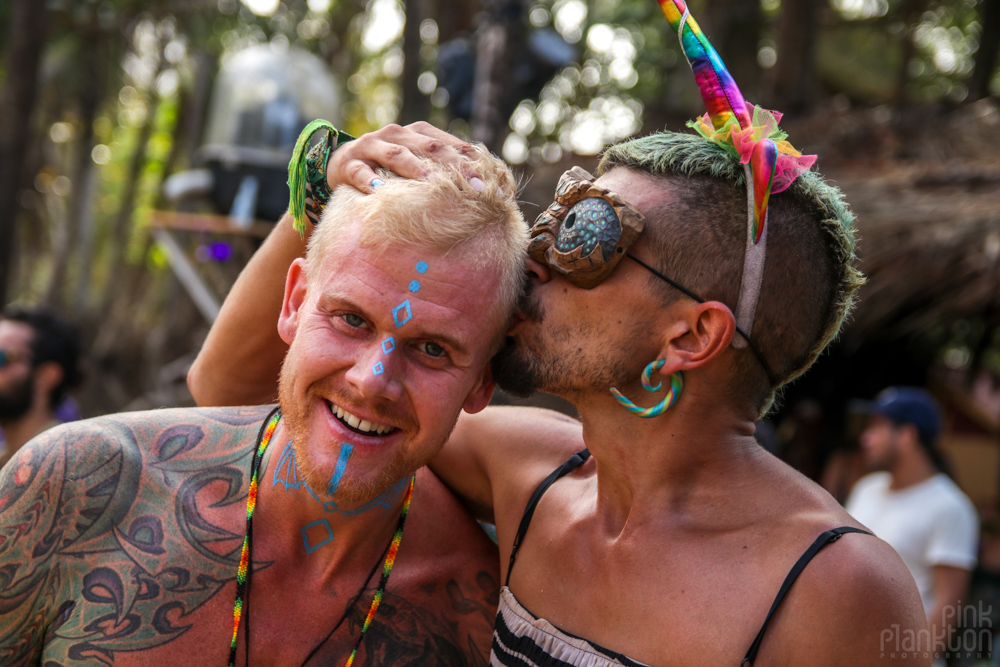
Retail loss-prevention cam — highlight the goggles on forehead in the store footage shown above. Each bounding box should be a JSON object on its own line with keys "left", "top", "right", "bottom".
{"left": 528, "top": 166, "right": 775, "bottom": 383}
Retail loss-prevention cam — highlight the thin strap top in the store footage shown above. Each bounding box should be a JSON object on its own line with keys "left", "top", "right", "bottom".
{"left": 505, "top": 448, "right": 591, "bottom": 587}
{"left": 504, "top": 449, "right": 873, "bottom": 666}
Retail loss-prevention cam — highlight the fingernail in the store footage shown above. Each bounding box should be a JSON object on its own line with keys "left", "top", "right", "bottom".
{"left": 469, "top": 177, "right": 484, "bottom": 192}
{"left": 371, "top": 178, "right": 385, "bottom": 188}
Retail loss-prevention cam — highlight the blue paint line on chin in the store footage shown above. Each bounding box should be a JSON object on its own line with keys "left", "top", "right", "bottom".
{"left": 326, "top": 442, "right": 354, "bottom": 496}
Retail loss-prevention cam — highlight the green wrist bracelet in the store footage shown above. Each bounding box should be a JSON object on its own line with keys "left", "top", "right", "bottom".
{"left": 287, "top": 120, "right": 357, "bottom": 237}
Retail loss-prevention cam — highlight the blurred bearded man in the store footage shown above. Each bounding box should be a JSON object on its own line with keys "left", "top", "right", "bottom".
{"left": 0, "top": 305, "right": 81, "bottom": 467}
{"left": 0, "top": 147, "right": 526, "bottom": 666}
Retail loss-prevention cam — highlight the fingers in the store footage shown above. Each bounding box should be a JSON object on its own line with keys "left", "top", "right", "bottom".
{"left": 327, "top": 122, "right": 478, "bottom": 194}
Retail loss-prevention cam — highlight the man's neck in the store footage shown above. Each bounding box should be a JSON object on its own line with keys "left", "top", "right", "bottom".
{"left": 570, "top": 379, "right": 768, "bottom": 536}
{"left": 888, "top": 454, "right": 937, "bottom": 492}
{"left": 0, "top": 408, "right": 56, "bottom": 465}
{"left": 253, "top": 423, "right": 412, "bottom": 581}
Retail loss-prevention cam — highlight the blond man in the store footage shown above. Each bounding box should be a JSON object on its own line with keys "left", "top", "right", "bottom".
{"left": 0, "top": 146, "right": 526, "bottom": 666}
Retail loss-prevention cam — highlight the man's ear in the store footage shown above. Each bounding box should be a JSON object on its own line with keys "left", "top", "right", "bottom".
{"left": 33, "top": 362, "right": 64, "bottom": 404}
{"left": 462, "top": 363, "right": 496, "bottom": 414}
{"left": 278, "top": 258, "right": 309, "bottom": 345}
{"left": 658, "top": 300, "right": 736, "bottom": 375}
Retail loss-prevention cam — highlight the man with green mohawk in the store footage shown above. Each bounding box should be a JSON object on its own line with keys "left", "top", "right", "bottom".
{"left": 191, "top": 2, "right": 928, "bottom": 664}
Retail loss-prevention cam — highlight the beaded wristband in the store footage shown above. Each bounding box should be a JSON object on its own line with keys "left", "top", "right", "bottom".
{"left": 288, "top": 120, "right": 357, "bottom": 236}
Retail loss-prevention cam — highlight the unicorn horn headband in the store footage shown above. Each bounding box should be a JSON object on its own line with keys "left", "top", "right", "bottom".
{"left": 657, "top": 0, "right": 816, "bottom": 346}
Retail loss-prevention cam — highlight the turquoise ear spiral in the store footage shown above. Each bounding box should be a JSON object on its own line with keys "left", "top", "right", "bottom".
{"left": 610, "top": 361, "right": 683, "bottom": 418}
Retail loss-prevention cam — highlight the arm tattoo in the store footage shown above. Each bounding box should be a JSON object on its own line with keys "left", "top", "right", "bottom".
{"left": 0, "top": 408, "right": 268, "bottom": 666}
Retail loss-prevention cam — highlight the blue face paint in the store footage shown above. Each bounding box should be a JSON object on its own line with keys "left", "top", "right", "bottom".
{"left": 372, "top": 361, "right": 384, "bottom": 375}
{"left": 326, "top": 443, "right": 354, "bottom": 496}
{"left": 302, "top": 519, "right": 334, "bottom": 553}
{"left": 272, "top": 441, "right": 304, "bottom": 490}
{"left": 415, "top": 261, "right": 428, "bottom": 274}
{"left": 392, "top": 300, "right": 412, "bottom": 327}
{"left": 408, "top": 280, "right": 421, "bottom": 292}
{"left": 381, "top": 337, "right": 395, "bottom": 354}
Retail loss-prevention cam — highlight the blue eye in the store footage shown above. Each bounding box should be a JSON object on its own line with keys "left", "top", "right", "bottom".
{"left": 343, "top": 313, "right": 366, "bottom": 328}
{"left": 554, "top": 197, "right": 621, "bottom": 260}
{"left": 418, "top": 341, "right": 446, "bottom": 358}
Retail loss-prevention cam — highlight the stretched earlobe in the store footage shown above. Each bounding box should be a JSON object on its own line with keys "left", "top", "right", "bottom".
{"left": 610, "top": 361, "right": 683, "bottom": 418}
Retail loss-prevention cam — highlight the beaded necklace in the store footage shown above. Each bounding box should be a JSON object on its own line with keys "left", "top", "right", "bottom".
{"left": 227, "top": 408, "right": 416, "bottom": 667}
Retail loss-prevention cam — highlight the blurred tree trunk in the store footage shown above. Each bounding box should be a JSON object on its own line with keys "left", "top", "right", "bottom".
{"left": 769, "top": 0, "right": 821, "bottom": 113}
{"left": 48, "top": 36, "right": 108, "bottom": 309}
{"left": 434, "top": 0, "right": 477, "bottom": 42}
{"left": 471, "top": 1, "right": 523, "bottom": 153}
{"left": 96, "top": 41, "right": 165, "bottom": 320}
{"left": 895, "top": 0, "right": 931, "bottom": 106}
{"left": 701, "top": 0, "right": 763, "bottom": 101}
{"left": 399, "top": 0, "right": 430, "bottom": 125}
{"left": 969, "top": 0, "right": 1000, "bottom": 100}
{"left": 0, "top": 0, "right": 47, "bottom": 304}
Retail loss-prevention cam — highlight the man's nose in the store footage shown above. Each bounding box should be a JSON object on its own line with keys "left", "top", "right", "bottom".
{"left": 345, "top": 344, "right": 403, "bottom": 403}
{"left": 525, "top": 257, "right": 551, "bottom": 285}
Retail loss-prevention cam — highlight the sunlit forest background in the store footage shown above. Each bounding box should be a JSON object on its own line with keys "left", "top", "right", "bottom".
{"left": 1, "top": 0, "right": 1000, "bottom": 492}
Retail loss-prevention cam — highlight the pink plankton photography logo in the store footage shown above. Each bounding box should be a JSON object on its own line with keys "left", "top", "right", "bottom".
{"left": 880, "top": 602, "right": 993, "bottom": 661}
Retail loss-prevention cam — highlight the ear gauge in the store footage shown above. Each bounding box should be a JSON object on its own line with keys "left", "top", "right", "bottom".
{"left": 610, "top": 361, "right": 684, "bottom": 418}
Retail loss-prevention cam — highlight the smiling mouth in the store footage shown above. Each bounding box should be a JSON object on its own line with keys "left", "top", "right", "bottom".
{"left": 327, "top": 401, "right": 397, "bottom": 437}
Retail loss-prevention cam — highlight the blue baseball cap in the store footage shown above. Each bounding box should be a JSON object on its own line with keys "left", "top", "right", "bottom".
{"left": 850, "top": 386, "right": 942, "bottom": 446}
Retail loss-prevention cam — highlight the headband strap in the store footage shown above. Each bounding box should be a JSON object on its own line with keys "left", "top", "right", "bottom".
{"left": 657, "top": 0, "right": 815, "bottom": 342}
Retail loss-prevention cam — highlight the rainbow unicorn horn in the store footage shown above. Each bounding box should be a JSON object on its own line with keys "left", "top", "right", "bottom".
{"left": 656, "top": 0, "right": 815, "bottom": 344}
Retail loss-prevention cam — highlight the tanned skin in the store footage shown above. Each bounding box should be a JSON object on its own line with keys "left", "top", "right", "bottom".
{"left": 0, "top": 406, "right": 498, "bottom": 666}
{"left": 187, "top": 124, "right": 929, "bottom": 666}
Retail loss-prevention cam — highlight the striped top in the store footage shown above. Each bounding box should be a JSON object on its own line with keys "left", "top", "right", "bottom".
{"left": 491, "top": 586, "right": 650, "bottom": 667}
{"left": 490, "top": 449, "right": 873, "bottom": 667}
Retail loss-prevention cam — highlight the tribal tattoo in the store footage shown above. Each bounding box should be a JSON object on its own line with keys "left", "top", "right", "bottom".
{"left": 0, "top": 406, "right": 500, "bottom": 666}
{"left": 0, "top": 407, "right": 271, "bottom": 666}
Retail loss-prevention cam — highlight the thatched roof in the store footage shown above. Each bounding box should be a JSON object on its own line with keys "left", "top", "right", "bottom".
{"left": 829, "top": 161, "right": 1000, "bottom": 348}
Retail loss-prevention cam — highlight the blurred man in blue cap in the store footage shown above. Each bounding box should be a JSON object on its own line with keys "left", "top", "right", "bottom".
{"left": 848, "top": 386, "right": 978, "bottom": 661}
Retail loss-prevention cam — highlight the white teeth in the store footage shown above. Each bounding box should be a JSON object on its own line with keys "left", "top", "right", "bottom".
{"left": 330, "top": 403, "right": 393, "bottom": 435}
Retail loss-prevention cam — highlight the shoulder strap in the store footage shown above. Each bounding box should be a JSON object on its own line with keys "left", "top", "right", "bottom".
{"left": 504, "top": 449, "right": 591, "bottom": 587}
{"left": 741, "top": 526, "right": 872, "bottom": 666}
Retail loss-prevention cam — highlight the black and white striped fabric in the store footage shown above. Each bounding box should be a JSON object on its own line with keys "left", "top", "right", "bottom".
{"left": 490, "top": 587, "right": 651, "bottom": 667}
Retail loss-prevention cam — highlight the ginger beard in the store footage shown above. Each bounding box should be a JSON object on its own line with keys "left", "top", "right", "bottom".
{"left": 277, "top": 361, "right": 417, "bottom": 507}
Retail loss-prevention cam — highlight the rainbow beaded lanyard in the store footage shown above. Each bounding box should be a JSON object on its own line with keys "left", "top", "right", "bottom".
{"left": 227, "top": 409, "right": 416, "bottom": 667}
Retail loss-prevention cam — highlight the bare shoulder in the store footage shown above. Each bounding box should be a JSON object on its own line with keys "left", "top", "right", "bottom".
{"left": 766, "top": 527, "right": 928, "bottom": 666}
{"left": 454, "top": 405, "right": 584, "bottom": 483}
{"left": 0, "top": 405, "right": 274, "bottom": 666}
{"left": 385, "top": 467, "right": 500, "bottom": 665}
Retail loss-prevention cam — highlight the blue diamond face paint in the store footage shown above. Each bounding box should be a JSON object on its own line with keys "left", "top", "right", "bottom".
{"left": 327, "top": 443, "right": 354, "bottom": 496}
{"left": 302, "top": 519, "right": 334, "bottom": 553}
{"left": 372, "top": 361, "right": 384, "bottom": 375}
{"left": 554, "top": 197, "right": 623, "bottom": 261}
{"left": 392, "top": 300, "right": 412, "bottom": 327}
{"left": 381, "top": 337, "right": 395, "bottom": 354}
